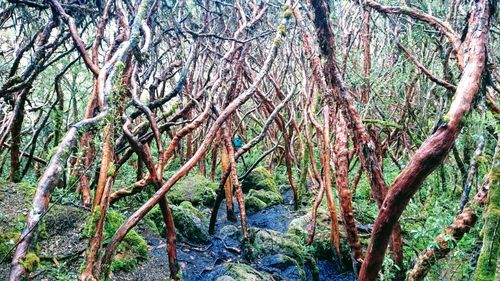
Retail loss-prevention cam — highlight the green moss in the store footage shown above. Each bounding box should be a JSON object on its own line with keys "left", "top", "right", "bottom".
{"left": 18, "top": 181, "right": 35, "bottom": 198}
{"left": 168, "top": 175, "right": 217, "bottom": 206}
{"left": 82, "top": 209, "right": 148, "bottom": 272}
{"left": 475, "top": 140, "right": 500, "bottom": 281}
{"left": 171, "top": 202, "right": 209, "bottom": 243}
{"left": 19, "top": 252, "right": 39, "bottom": 272}
{"left": 0, "top": 230, "right": 20, "bottom": 261}
{"left": 245, "top": 189, "right": 283, "bottom": 213}
{"left": 107, "top": 162, "right": 116, "bottom": 177}
{"left": 215, "top": 263, "right": 272, "bottom": 281}
{"left": 442, "top": 114, "right": 451, "bottom": 123}
{"left": 245, "top": 196, "right": 267, "bottom": 214}
{"left": 148, "top": 202, "right": 209, "bottom": 244}
{"left": 241, "top": 166, "right": 277, "bottom": 193}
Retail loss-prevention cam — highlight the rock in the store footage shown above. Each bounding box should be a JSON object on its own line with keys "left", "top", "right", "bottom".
{"left": 167, "top": 175, "right": 218, "bottom": 206}
{"left": 258, "top": 254, "right": 305, "bottom": 281}
{"left": 245, "top": 189, "right": 283, "bottom": 214}
{"left": 150, "top": 201, "right": 210, "bottom": 244}
{"left": 241, "top": 167, "right": 277, "bottom": 193}
{"left": 243, "top": 228, "right": 318, "bottom": 280}
{"left": 288, "top": 209, "right": 350, "bottom": 262}
{"left": 214, "top": 263, "right": 274, "bottom": 281}
{"left": 219, "top": 225, "right": 239, "bottom": 237}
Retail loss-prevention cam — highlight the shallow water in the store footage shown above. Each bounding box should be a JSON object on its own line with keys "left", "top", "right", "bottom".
{"left": 133, "top": 188, "right": 356, "bottom": 281}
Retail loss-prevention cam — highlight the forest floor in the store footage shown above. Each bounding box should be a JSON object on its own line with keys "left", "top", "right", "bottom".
{"left": 0, "top": 182, "right": 355, "bottom": 281}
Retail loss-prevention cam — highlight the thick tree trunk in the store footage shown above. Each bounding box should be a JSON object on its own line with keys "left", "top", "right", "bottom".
{"left": 358, "top": 1, "right": 490, "bottom": 279}
{"left": 333, "top": 109, "right": 363, "bottom": 274}
{"left": 9, "top": 90, "right": 28, "bottom": 182}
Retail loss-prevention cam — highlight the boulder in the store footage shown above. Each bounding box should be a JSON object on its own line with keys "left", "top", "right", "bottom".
{"left": 168, "top": 175, "right": 218, "bottom": 206}
{"left": 257, "top": 254, "right": 305, "bottom": 281}
{"left": 243, "top": 228, "right": 318, "bottom": 280}
{"left": 241, "top": 167, "right": 277, "bottom": 193}
{"left": 245, "top": 189, "right": 283, "bottom": 214}
{"left": 288, "top": 208, "right": 351, "bottom": 263}
{"left": 214, "top": 263, "right": 274, "bottom": 281}
{"left": 149, "top": 201, "right": 210, "bottom": 244}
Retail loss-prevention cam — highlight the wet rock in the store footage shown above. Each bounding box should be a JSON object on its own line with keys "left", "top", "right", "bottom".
{"left": 245, "top": 189, "right": 283, "bottom": 214}
{"left": 243, "top": 228, "right": 318, "bottom": 280}
{"left": 241, "top": 167, "right": 277, "bottom": 193}
{"left": 257, "top": 254, "right": 305, "bottom": 281}
{"left": 213, "top": 263, "right": 274, "bottom": 281}
{"left": 288, "top": 208, "right": 351, "bottom": 263}
{"left": 161, "top": 201, "right": 210, "bottom": 244}
{"left": 168, "top": 175, "right": 218, "bottom": 206}
{"left": 288, "top": 208, "right": 332, "bottom": 259}
{"left": 219, "top": 225, "right": 239, "bottom": 237}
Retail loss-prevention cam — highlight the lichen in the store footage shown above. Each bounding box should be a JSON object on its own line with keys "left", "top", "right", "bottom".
{"left": 277, "top": 23, "right": 287, "bottom": 36}
{"left": 474, "top": 140, "right": 500, "bottom": 281}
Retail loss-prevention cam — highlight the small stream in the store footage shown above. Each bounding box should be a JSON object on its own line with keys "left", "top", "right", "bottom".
{"left": 118, "top": 189, "right": 355, "bottom": 281}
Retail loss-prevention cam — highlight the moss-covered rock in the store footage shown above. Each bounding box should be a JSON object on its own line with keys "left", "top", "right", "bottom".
{"left": 149, "top": 201, "right": 210, "bottom": 244}
{"left": 172, "top": 201, "right": 210, "bottom": 243}
{"left": 245, "top": 189, "right": 283, "bottom": 213}
{"left": 215, "top": 262, "right": 274, "bottom": 281}
{"left": 287, "top": 209, "right": 351, "bottom": 264}
{"left": 168, "top": 175, "right": 218, "bottom": 206}
{"left": 241, "top": 167, "right": 277, "bottom": 193}
{"left": 258, "top": 254, "right": 305, "bottom": 280}
{"left": 243, "top": 228, "right": 318, "bottom": 280}
{"left": 83, "top": 209, "right": 148, "bottom": 272}
{"left": 288, "top": 209, "right": 332, "bottom": 259}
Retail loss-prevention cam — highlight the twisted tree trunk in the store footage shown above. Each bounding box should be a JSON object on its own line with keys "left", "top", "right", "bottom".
{"left": 358, "top": 0, "right": 490, "bottom": 279}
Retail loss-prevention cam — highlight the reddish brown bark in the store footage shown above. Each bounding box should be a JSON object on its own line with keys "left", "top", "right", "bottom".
{"left": 100, "top": 22, "right": 288, "bottom": 273}
{"left": 322, "top": 105, "right": 341, "bottom": 258}
{"left": 222, "top": 128, "right": 248, "bottom": 238}
{"left": 358, "top": 1, "right": 490, "bottom": 279}
{"left": 333, "top": 110, "right": 363, "bottom": 273}
{"left": 307, "top": 0, "right": 404, "bottom": 272}
{"left": 9, "top": 90, "right": 28, "bottom": 182}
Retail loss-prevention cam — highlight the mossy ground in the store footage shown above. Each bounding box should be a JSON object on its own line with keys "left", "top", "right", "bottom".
{"left": 82, "top": 209, "right": 148, "bottom": 272}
